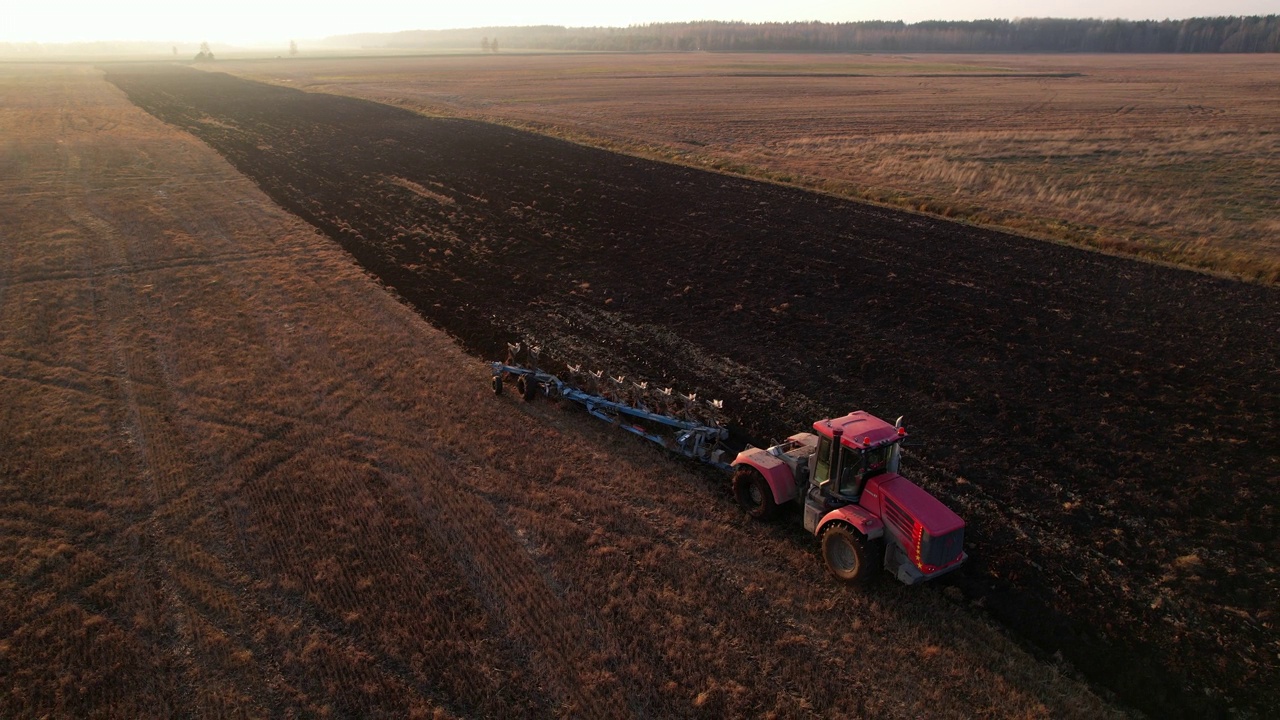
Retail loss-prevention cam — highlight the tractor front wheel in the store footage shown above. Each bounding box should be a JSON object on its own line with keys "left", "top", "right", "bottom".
{"left": 732, "top": 466, "right": 778, "bottom": 520}
{"left": 492, "top": 375, "right": 503, "bottom": 395}
{"left": 821, "top": 523, "right": 877, "bottom": 584}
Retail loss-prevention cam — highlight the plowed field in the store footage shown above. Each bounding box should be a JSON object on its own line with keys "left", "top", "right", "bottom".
{"left": 216, "top": 52, "right": 1280, "bottom": 282}
{"left": 100, "top": 65, "right": 1279, "bottom": 717}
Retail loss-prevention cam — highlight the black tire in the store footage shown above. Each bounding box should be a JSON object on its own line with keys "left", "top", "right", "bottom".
{"left": 492, "top": 375, "right": 503, "bottom": 395}
{"left": 821, "top": 523, "right": 877, "bottom": 584}
{"left": 732, "top": 466, "right": 778, "bottom": 520}
{"left": 517, "top": 375, "right": 538, "bottom": 402}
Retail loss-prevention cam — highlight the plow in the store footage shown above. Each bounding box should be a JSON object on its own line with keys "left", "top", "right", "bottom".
{"left": 491, "top": 343, "right": 735, "bottom": 470}
{"left": 492, "top": 343, "right": 966, "bottom": 585}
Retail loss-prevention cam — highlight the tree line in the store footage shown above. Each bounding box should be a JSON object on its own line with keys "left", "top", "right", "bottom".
{"left": 326, "top": 16, "right": 1280, "bottom": 53}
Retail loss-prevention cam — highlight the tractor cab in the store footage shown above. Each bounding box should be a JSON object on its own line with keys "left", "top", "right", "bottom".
{"left": 810, "top": 411, "right": 905, "bottom": 503}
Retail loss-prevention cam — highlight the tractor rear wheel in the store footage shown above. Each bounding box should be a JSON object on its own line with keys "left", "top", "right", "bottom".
{"left": 517, "top": 375, "right": 538, "bottom": 402}
{"left": 821, "top": 523, "right": 876, "bottom": 584}
{"left": 732, "top": 466, "right": 778, "bottom": 520}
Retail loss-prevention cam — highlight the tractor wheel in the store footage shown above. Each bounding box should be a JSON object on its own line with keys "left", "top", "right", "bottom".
{"left": 821, "top": 523, "right": 876, "bottom": 584}
{"left": 492, "top": 375, "right": 503, "bottom": 395}
{"left": 517, "top": 375, "right": 538, "bottom": 402}
{"left": 732, "top": 466, "right": 778, "bottom": 520}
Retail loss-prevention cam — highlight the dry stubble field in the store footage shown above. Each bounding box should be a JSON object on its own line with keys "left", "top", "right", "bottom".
{"left": 216, "top": 52, "right": 1280, "bottom": 282}
{"left": 0, "top": 64, "right": 1123, "bottom": 717}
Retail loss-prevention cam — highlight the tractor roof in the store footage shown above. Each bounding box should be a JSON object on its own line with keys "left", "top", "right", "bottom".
{"left": 813, "top": 411, "right": 903, "bottom": 449}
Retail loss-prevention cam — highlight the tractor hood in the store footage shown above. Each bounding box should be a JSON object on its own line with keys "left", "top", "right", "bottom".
{"left": 868, "top": 473, "right": 964, "bottom": 537}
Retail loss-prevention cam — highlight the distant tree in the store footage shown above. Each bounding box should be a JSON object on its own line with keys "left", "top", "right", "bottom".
{"left": 289, "top": 39, "right": 298, "bottom": 56}
{"left": 172, "top": 45, "right": 177, "bottom": 57}
{"left": 195, "top": 41, "right": 214, "bottom": 62}
{"left": 490, "top": 37, "right": 499, "bottom": 53}
{"left": 481, "top": 36, "right": 490, "bottom": 52}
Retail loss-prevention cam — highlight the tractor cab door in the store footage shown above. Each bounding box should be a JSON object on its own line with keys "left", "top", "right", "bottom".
{"left": 814, "top": 437, "right": 866, "bottom": 501}
{"left": 833, "top": 446, "right": 866, "bottom": 500}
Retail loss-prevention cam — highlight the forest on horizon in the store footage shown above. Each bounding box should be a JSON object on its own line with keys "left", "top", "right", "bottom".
{"left": 328, "top": 16, "right": 1280, "bottom": 53}
{"left": 2, "top": 15, "right": 1276, "bottom": 57}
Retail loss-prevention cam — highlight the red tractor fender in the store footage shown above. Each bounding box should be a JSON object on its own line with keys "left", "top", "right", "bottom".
{"left": 734, "top": 447, "right": 801, "bottom": 505}
{"left": 815, "top": 504, "right": 885, "bottom": 541}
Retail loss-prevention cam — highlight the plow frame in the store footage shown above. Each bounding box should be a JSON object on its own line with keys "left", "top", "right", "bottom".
{"left": 490, "top": 362, "right": 734, "bottom": 471}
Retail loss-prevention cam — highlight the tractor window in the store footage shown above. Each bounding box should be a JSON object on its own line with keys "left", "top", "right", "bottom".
{"left": 814, "top": 437, "right": 832, "bottom": 485}
{"left": 836, "top": 446, "right": 864, "bottom": 497}
{"left": 865, "top": 444, "right": 891, "bottom": 478}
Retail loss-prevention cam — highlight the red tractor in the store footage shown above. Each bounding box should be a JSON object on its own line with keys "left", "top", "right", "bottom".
{"left": 727, "top": 411, "right": 966, "bottom": 584}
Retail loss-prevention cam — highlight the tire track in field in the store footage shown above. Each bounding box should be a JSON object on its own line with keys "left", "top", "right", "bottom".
{"left": 65, "top": 194, "right": 281, "bottom": 715}
{"left": 3, "top": 248, "right": 305, "bottom": 288}
{"left": 51, "top": 107, "right": 403, "bottom": 712}
{"left": 182, "top": 214, "right": 637, "bottom": 713}
{"left": 381, "top": 445, "right": 637, "bottom": 717}
{"left": 52, "top": 157, "right": 469, "bottom": 718}
{"left": 113, "top": 159, "right": 599, "bottom": 713}
{"left": 4, "top": 65, "right": 469, "bottom": 717}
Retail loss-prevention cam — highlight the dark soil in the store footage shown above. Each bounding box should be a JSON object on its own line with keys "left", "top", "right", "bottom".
{"left": 105, "top": 65, "right": 1279, "bottom": 718}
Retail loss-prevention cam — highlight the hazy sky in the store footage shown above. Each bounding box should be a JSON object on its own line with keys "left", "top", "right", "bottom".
{"left": 6, "top": 0, "right": 1277, "bottom": 45}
